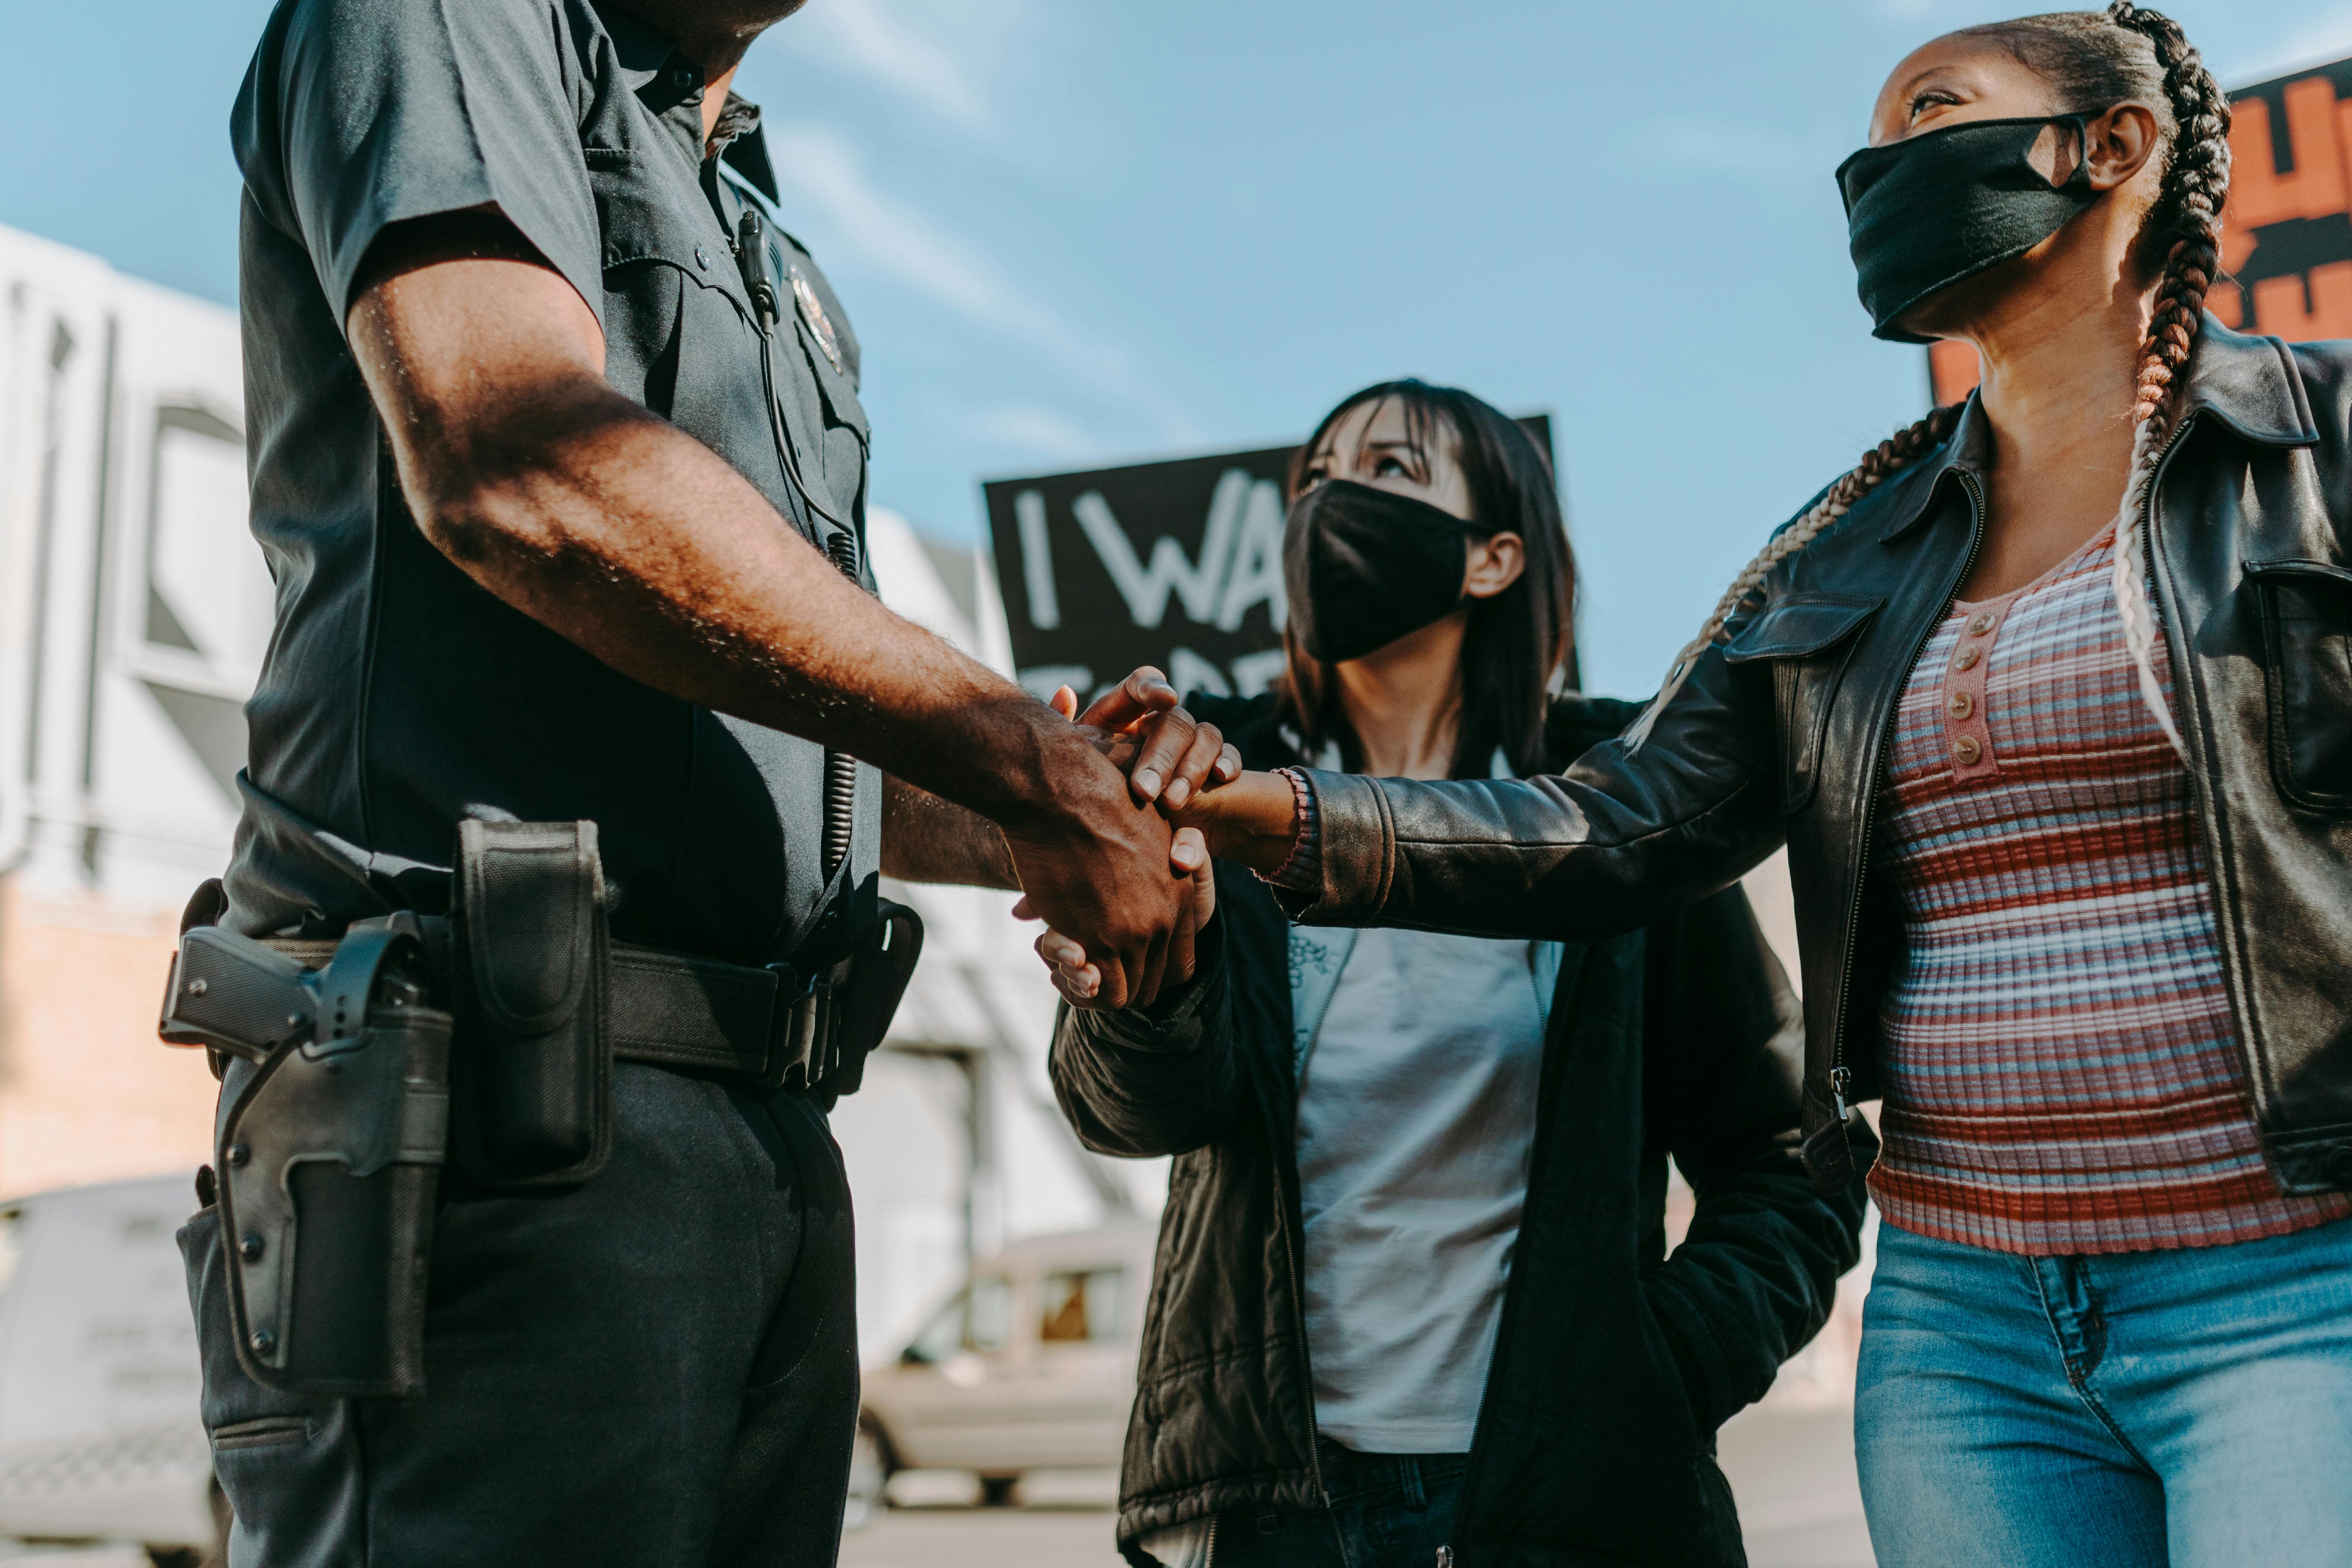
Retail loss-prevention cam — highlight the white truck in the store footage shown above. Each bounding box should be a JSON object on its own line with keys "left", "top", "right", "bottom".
{"left": 0, "top": 1174, "right": 219, "bottom": 1565}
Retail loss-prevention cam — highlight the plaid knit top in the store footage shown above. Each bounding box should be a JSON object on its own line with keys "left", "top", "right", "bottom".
{"left": 1869, "top": 525, "right": 2352, "bottom": 1254}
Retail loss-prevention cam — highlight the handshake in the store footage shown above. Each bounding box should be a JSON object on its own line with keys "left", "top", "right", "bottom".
{"left": 997, "top": 666, "right": 1256, "bottom": 1015}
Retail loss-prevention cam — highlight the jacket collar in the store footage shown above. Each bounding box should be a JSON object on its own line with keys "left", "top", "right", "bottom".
{"left": 1873, "top": 394, "right": 1989, "bottom": 544}
{"left": 2179, "top": 314, "right": 2320, "bottom": 449}
{"left": 1876, "top": 312, "right": 2318, "bottom": 544}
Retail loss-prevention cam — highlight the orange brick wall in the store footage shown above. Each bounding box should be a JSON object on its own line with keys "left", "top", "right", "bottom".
{"left": 0, "top": 878, "right": 216, "bottom": 1200}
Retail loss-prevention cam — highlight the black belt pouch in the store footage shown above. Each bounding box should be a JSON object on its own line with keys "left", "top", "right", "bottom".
{"left": 818, "top": 897, "right": 923, "bottom": 1098}
{"left": 450, "top": 820, "right": 612, "bottom": 1189}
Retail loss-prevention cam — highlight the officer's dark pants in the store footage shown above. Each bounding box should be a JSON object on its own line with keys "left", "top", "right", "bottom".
{"left": 179, "top": 1060, "right": 858, "bottom": 1568}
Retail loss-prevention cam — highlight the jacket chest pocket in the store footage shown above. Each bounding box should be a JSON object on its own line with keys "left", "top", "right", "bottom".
{"left": 1721, "top": 594, "right": 1882, "bottom": 814}
{"left": 2246, "top": 559, "right": 2352, "bottom": 812}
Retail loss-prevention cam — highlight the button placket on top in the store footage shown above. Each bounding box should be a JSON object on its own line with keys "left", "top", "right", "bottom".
{"left": 1941, "top": 594, "right": 2016, "bottom": 779}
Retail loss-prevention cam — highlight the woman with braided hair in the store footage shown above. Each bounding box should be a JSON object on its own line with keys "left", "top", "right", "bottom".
{"left": 1059, "top": 6, "right": 2352, "bottom": 1563}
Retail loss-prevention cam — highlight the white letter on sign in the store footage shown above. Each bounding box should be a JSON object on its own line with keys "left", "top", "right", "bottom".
{"left": 1072, "top": 469, "right": 1251, "bottom": 629}
{"left": 1015, "top": 489, "right": 1060, "bottom": 630}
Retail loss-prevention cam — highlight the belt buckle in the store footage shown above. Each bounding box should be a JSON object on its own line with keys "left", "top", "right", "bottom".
{"left": 761, "top": 962, "right": 821, "bottom": 1092}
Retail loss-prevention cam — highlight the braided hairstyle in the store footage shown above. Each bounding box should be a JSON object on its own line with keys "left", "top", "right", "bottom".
{"left": 1625, "top": 4, "right": 2230, "bottom": 755}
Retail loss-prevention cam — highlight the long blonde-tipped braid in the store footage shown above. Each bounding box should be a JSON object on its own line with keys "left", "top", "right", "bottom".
{"left": 2105, "top": 0, "right": 2230, "bottom": 758}
{"left": 1628, "top": 2, "right": 2231, "bottom": 757}
{"left": 1623, "top": 404, "right": 1962, "bottom": 750}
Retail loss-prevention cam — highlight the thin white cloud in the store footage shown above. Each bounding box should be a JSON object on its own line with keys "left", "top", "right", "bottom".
{"left": 763, "top": 124, "right": 1201, "bottom": 443}
{"left": 766, "top": 125, "right": 1007, "bottom": 316}
{"left": 971, "top": 404, "right": 1099, "bottom": 461}
{"left": 784, "top": 0, "right": 1007, "bottom": 130}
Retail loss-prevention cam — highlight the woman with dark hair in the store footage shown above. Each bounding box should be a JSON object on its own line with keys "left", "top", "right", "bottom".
{"left": 1041, "top": 379, "right": 1868, "bottom": 1567}
{"left": 1146, "top": 7, "right": 2352, "bottom": 1564}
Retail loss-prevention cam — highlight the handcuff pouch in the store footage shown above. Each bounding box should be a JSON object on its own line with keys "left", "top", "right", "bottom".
{"left": 450, "top": 819, "right": 612, "bottom": 1189}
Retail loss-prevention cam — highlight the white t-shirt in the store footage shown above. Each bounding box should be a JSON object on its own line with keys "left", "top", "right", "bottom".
{"left": 1293, "top": 925, "right": 1549, "bottom": 1452}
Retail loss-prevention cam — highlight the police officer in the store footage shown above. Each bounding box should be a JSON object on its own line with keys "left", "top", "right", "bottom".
{"left": 188, "top": 1, "right": 1219, "bottom": 1563}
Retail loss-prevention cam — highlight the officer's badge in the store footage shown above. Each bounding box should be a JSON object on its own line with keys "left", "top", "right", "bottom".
{"left": 790, "top": 267, "right": 844, "bottom": 372}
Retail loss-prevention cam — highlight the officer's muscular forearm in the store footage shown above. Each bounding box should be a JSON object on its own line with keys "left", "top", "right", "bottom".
{"left": 882, "top": 776, "right": 1018, "bottom": 890}
{"left": 349, "top": 214, "right": 1100, "bottom": 831}
{"left": 348, "top": 212, "right": 1186, "bottom": 1005}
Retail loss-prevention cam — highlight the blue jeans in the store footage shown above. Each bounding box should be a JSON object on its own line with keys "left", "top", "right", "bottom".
{"left": 1856, "top": 1215, "right": 2352, "bottom": 1567}
{"left": 1211, "top": 1443, "right": 1467, "bottom": 1568}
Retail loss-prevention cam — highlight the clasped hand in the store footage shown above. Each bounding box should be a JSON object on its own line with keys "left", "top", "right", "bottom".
{"left": 1008, "top": 667, "right": 1230, "bottom": 1013}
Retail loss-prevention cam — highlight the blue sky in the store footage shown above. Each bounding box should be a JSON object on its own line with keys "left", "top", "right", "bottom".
{"left": 11, "top": 0, "right": 2352, "bottom": 695}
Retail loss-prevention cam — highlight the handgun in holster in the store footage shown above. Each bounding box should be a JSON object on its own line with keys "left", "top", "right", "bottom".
{"left": 160, "top": 819, "right": 922, "bottom": 1397}
{"left": 161, "top": 907, "right": 451, "bottom": 1398}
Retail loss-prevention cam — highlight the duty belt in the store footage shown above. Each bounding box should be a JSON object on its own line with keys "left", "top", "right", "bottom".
{"left": 261, "top": 935, "right": 831, "bottom": 1093}
{"left": 160, "top": 821, "right": 922, "bottom": 1402}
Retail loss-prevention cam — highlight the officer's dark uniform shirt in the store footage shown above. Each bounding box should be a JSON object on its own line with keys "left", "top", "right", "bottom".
{"left": 227, "top": 0, "right": 879, "bottom": 962}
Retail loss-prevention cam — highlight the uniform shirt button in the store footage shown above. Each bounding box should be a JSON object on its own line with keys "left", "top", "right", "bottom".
{"left": 1953, "top": 644, "right": 1980, "bottom": 671}
{"left": 694, "top": 246, "right": 711, "bottom": 271}
{"left": 1948, "top": 690, "right": 1975, "bottom": 720}
{"left": 1953, "top": 735, "right": 1983, "bottom": 765}
{"left": 1967, "top": 611, "right": 1996, "bottom": 636}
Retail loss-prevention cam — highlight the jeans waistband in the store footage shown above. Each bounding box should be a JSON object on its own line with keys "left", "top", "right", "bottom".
{"left": 1314, "top": 1437, "right": 1470, "bottom": 1505}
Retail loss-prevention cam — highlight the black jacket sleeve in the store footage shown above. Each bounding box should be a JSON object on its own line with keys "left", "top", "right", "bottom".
{"left": 1634, "top": 884, "right": 1873, "bottom": 1430}
{"left": 1276, "top": 624, "right": 1788, "bottom": 943}
{"left": 1048, "top": 917, "right": 1245, "bottom": 1159}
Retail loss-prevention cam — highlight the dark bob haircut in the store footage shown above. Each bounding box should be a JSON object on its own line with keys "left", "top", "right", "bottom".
{"left": 1277, "top": 379, "right": 1576, "bottom": 778}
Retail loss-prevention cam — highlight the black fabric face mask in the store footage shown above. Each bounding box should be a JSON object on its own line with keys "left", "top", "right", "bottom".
{"left": 1837, "top": 113, "right": 2101, "bottom": 343}
{"left": 1284, "top": 479, "right": 1484, "bottom": 664}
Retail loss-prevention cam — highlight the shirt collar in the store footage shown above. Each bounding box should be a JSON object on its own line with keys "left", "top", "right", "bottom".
{"left": 712, "top": 96, "right": 780, "bottom": 204}
{"left": 596, "top": 5, "right": 782, "bottom": 202}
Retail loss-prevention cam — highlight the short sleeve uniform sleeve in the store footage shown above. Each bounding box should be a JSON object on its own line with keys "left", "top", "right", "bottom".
{"left": 235, "top": 0, "right": 604, "bottom": 329}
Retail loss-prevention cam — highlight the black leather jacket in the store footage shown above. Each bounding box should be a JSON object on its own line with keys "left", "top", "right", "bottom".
{"left": 1055, "top": 694, "right": 1867, "bottom": 1568}
{"left": 1281, "top": 319, "right": 2352, "bottom": 1197}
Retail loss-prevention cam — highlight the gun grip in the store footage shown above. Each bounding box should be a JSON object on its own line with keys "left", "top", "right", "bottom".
{"left": 160, "top": 927, "right": 316, "bottom": 1060}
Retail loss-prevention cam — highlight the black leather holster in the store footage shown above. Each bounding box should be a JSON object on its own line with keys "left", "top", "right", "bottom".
{"left": 160, "top": 818, "right": 922, "bottom": 1395}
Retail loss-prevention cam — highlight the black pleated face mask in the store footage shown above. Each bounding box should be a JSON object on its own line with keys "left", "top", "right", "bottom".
{"left": 1837, "top": 113, "right": 2102, "bottom": 343}
{"left": 1284, "top": 480, "right": 1486, "bottom": 664}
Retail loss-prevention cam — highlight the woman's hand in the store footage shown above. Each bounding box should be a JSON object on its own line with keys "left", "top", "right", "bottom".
{"left": 1162, "top": 769, "right": 1302, "bottom": 875}
{"left": 1054, "top": 668, "right": 1241, "bottom": 813}
{"left": 1054, "top": 667, "right": 1299, "bottom": 872}
{"left": 1029, "top": 824, "right": 1218, "bottom": 1008}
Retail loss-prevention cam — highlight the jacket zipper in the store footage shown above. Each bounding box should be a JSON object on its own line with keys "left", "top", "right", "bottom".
{"left": 1204, "top": 1514, "right": 1218, "bottom": 1567}
{"left": 1824, "top": 470, "right": 1988, "bottom": 1121}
